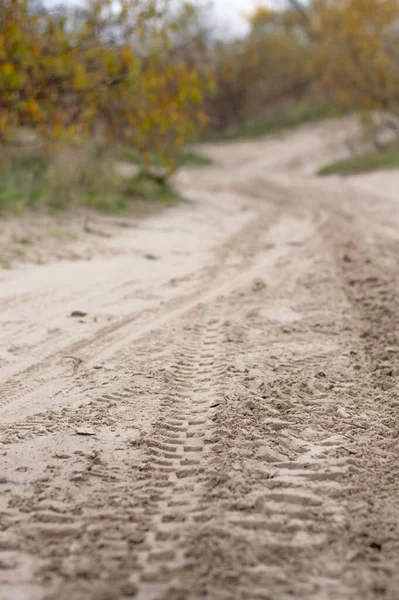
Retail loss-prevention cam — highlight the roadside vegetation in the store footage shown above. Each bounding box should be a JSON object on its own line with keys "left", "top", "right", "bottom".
{"left": 318, "top": 138, "right": 399, "bottom": 176}
{"left": 0, "top": 145, "right": 210, "bottom": 214}
{"left": 202, "top": 101, "right": 336, "bottom": 142}
{"left": 1, "top": 0, "right": 399, "bottom": 215}
{"left": 0, "top": 0, "right": 213, "bottom": 213}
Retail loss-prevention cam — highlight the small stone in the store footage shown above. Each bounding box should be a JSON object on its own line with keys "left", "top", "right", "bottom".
{"left": 381, "top": 381, "right": 395, "bottom": 391}
{"left": 252, "top": 278, "right": 266, "bottom": 292}
{"left": 144, "top": 253, "right": 159, "bottom": 261}
{"left": 120, "top": 581, "right": 137, "bottom": 597}
{"left": 75, "top": 427, "right": 96, "bottom": 436}
{"left": 245, "top": 399, "right": 256, "bottom": 410}
{"left": 70, "top": 310, "right": 87, "bottom": 318}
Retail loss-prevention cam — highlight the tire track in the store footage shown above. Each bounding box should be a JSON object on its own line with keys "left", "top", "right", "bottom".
{"left": 320, "top": 193, "right": 399, "bottom": 598}
{"left": 0, "top": 178, "right": 309, "bottom": 404}
{"left": 161, "top": 207, "right": 357, "bottom": 600}
{"left": 0, "top": 202, "right": 301, "bottom": 426}
{"left": 4, "top": 118, "right": 399, "bottom": 600}
{"left": 0, "top": 203, "right": 324, "bottom": 600}
{"left": 130, "top": 303, "right": 226, "bottom": 599}
{"left": 0, "top": 205, "right": 270, "bottom": 409}
{"left": 5, "top": 302, "right": 227, "bottom": 600}
{"left": 0, "top": 207, "right": 321, "bottom": 440}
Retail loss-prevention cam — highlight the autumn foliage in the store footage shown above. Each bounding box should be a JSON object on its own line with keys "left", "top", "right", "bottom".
{"left": 311, "top": 0, "right": 399, "bottom": 117}
{"left": 206, "top": 0, "right": 399, "bottom": 136}
{"left": 205, "top": 5, "right": 316, "bottom": 133}
{"left": 0, "top": 0, "right": 212, "bottom": 170}
{"left": 1, "top": 0, "right": 399, "bottom": 204}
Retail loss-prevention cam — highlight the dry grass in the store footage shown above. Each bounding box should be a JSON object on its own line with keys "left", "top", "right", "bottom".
{"left": 318, "top": 138, "right": 399, "bottom": 176}
{"left": 0, "top": 145, "right": 192, "bottom": 214}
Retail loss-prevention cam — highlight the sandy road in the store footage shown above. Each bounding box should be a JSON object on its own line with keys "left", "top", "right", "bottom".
{"left": 1, "top": 118, "right": 399, "bottom": 600}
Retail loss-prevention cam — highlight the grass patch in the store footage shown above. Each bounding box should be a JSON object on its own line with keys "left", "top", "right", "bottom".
{"left": 0, "top": 146, "right": 182, "bottom": 215}
{"left": 318, "top": 138, "right": 399, "bottom": 176}
{"left": 0, "top": 152, "right": 48, "bottom": 213}
{"left": 204, "top": 101, "right": 337, "bottom": 142}
{"left": 18, "top": 237, "right": 33, "bottom": 245}
{"left": 118, "top": 147, "right": 212, "bottom": 169}
{"left": 175, "top": 151, "right": 212, "bottom": 168}
{"left": 124, "top": 172, "right": 181, "bottom": 205}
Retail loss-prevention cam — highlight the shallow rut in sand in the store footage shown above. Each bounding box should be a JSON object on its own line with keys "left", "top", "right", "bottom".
{"left": 1, "top": 120, "right": 399, "bottom": 600}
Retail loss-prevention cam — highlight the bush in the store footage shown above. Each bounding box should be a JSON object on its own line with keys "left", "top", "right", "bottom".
{"left": 0, "top": 146, "right": 182, "bottom": 214}
{"left": 0, "top": 0, "right": 212, "bottom": 172}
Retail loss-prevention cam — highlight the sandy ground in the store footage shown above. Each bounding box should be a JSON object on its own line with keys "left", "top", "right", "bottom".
{"left": 1, "top": 117, "right": 399, "bottom": 600}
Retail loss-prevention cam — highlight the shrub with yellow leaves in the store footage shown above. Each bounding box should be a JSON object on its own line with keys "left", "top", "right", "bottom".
{"left": 311, "top": 0, "right": 399, "bottom": 119}
{"left": 0, "top": 0, "right": 213, "bottom": 172}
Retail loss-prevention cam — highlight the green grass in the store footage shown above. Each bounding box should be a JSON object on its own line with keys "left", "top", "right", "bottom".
{"left": 0, "top": 153, "right": 48, "bottom": 213}
{"left": 117, "top": 147, "right": 212, "bottom": 169}
{"left": 318, "top": 138, "right": 399, "bottom": 176}
{"left": 175, "top": 151, "right": 212, "bottom": 168}
{"left": 0, "top": 146, "right": 183, "bottom": 215}
{"left": 124, "top": 172, "right": 181, "bottom": 205}
{"left": 18, "top": 237, "right": 33, "bottom": 245}
{"left": 203, "top": 101, "right": 337, "bottom": 142}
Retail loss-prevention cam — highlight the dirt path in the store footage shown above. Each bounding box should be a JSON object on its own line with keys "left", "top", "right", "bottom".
{"left": 1, "top": 118, "right": 399, "bottom": 600}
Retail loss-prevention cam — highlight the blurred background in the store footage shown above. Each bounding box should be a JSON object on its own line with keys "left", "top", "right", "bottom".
{"left": 0, "top": 0, "right": 398, "bottom": 218}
